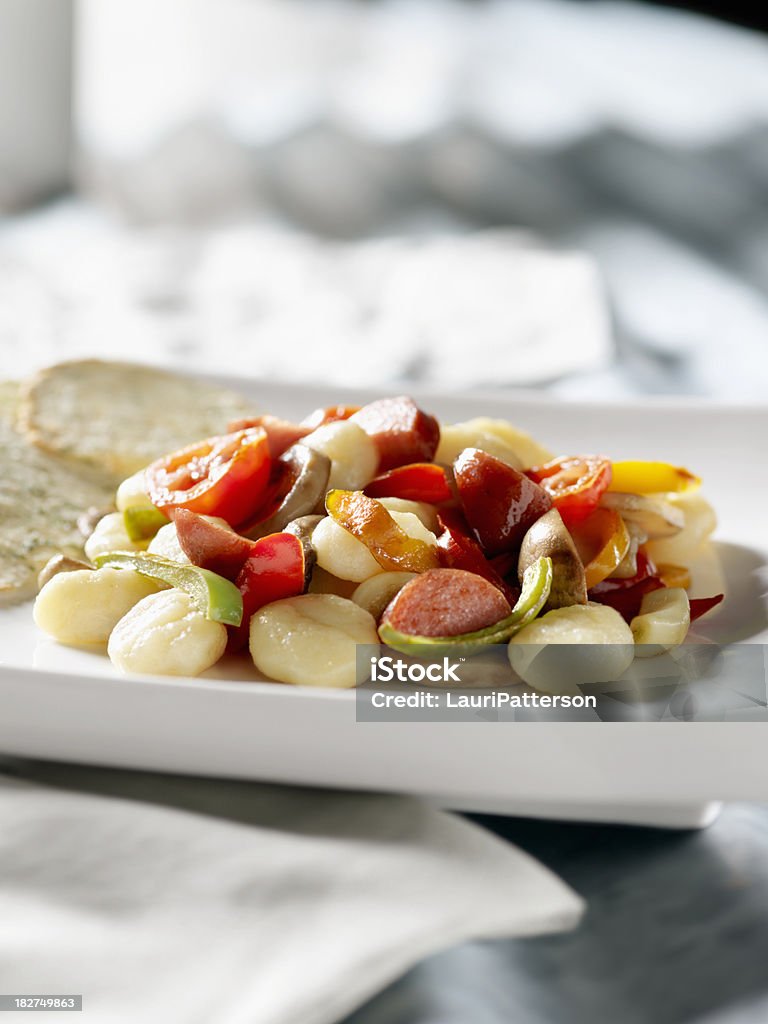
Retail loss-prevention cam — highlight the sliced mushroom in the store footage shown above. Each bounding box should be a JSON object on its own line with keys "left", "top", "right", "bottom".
{"left": 518, "top": 509, "right": 587, "bottom": 609}
{"left": 37, "top": 554, "right": 92, "bottom": 591}
{"left": 600, "top": 492, "right": 684, "bottom": 539}
{"left": 283, "top": 514, "right": 324, "bottom": 590}
{"left": 244, "top": 446, "right": 330, "bottom": 540}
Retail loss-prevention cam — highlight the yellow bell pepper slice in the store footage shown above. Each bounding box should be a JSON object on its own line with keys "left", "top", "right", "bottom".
{"left": 608, "top": 461, "right": 700, "bottom": 495}
{"left": 656, "top": 563, "right": 692, "bottom": 590}
{"left": 570, "top": 508, "right": 631, "bottom": 590}
{"left": 326, "top": 489, "right": 439, "bottom": 574}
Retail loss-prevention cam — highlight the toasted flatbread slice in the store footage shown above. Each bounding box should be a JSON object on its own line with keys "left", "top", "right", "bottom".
{"left": 19, "top": 360, "right": 256, "bottom": 482}
{"left": 0, "top": 386, "right": 114, "bottom": 606}
{"left": 0, "top": 379, "right": 20, "bottom": 421}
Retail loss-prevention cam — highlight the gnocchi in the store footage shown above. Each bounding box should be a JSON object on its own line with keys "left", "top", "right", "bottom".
{"left": 388, "top": 510, "right": 438, "bottom": 548}
{"left": 108, "top": 589, "right": 227, "bottom": 676}
{"left": 312, "top": 516, "right": 383, "bottom": 582}
{"left": 630, "top": 587, "right": 690, "bottom": 657}
{"left": 312, "top": 509, "right": 437, "bottom": 582}
{"left": 307, "top": 566, "right": 359, "bottom": 599}
{"left": 378, "top": 497, "right": 438, "bottom": 533}
{"left": 147, "top": 522, "right": 190, "bottom": 563}
{"left": 301, "top": 421, "right": 378, "bottom": 490}
{"left": 435, "top": 418, "right": 553, "bottom": 470}
{"left": 27, "top": 382, "right": 720, "bottom": 689}
{"left": 115, "top": 469, "right": 154, "bottom": 512}
{"left": 250, "top": 594, "right": 378, "bottom": 688}
{"left": 34, "top": 568, "right": 161, "bottom": 645}
{"left": 84, "top": 511, "right": 148, "bottom": 561}
{"left": 351, "top": 571, "right": 418, "bottom": 620}
{"left": 508, "top": 603, "right": 634, "bottom": 692}
{"left": 645, "top": 493, "right": 717, "bottom": 565}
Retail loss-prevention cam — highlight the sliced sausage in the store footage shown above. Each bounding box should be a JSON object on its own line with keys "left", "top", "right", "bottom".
{"left": 174, "top": 508, "right": 252, "bottom": 579}
{"left": 454, "top": 447, "right": 552, "bottom": 556}
{"left": 381, "top": 568, "right": 511, "bottom": 638}
{"left": 351, "top": 396, "right": 440, "bottom": 471}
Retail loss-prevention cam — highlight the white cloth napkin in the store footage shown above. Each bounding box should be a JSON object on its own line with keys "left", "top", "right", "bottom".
{"left": 0, "top": 767, "right": 583, "bottom": 1024}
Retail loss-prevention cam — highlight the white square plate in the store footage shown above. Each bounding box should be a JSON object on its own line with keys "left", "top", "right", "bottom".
{"left": 1, "top": 374, "right": 767, "bottom": 827}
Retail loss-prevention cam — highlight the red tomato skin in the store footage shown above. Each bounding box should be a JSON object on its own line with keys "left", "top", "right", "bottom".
{"left": 147, "top": 429, "right": 271, "bottom": 527}
{"left": 454, "top": 448, "right": 552, "bottom": 556}
{"left": 528, "top": 456, "right": 612, "bottom": 527}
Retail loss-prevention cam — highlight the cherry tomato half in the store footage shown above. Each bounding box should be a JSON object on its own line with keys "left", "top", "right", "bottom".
{"left": 528, "top": 456, "right": 612, "bottom": 527}
{"left": 146, "top": 428, "right": 271, "bottom": 527}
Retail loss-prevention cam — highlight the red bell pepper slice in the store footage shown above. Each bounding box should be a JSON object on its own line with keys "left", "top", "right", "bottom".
{"left": 437, "top": 509, "right": 518, "bottom": 605}
{"left": 229, "top": 532, "right": 307, "bottom": 650}
{"left": 590, "top": 576, "right": 665, "bottom": 623}
{"left": 689, "top": 594, "right": 725, "bottom": 622}
{"left": 588, "top": 552, "right": 664, "bottom": 622}
{"left": 146, "top": 428, "right": 271, "bottom": 527}
{"left": 365, "top": 463, "right": 454, "bottom": 504}
{"left": 528, "top": 455, "right": 612, "bottom": 527}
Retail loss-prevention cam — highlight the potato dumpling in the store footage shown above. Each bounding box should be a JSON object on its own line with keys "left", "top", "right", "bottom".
{"left": 84, "top": 511, "right": 148, "bottom": 561}
{"left": 147, "top": 523, "right": 190, "bottom": 563}
{"left": 250, "top": 594, "right": 378, "bottom": 688}
{"left": 308, "top": 566, "right": 359, "bottom": 599}
{"left": 388, "top": 510, "right": 438, "bottom": 548}
{"left": 312, "top": 516, "right": 383, "bottom": 582}
{"left": 630, "top": 587, "right": 690, "bottom": 657}
{"left": 115, "top": 468, "right": 154, "bottom": 512}
{"left": 436, "top": 418, "right": 553, "bottom": 471}
{"left": 351, "top": 571, "right": 417, "bottom": 620}
{"left": 508, "top": 603, "right": 634, "bottom": 692}
{"left": 312, "top": 509, "right": 437, "bottom": 582}
{"left": 645, "top": 493, "right": 717, "bottom": 565}
{"left": 108, "top": 589, "right": 227, "bottom": 676}
{"left": 378, "top": 497, "right": 438, "bottom": 533}
{"left": 301, "top": 421, "right": 378, "bottom": 490}
{"left": 34, "top": 568, "right": 161, "bottom": 645}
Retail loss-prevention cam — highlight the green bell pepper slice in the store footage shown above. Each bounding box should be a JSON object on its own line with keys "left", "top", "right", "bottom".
{"left": 123, "top": 506, "right": 170, "bottom": 542}
{"left": 94, "top": 551, "right": 243, "bottom": 626}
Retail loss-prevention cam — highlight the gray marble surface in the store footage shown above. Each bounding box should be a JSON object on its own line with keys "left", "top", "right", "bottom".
{"left": 343, "top": 805, "right": 768, "bottom": 1024}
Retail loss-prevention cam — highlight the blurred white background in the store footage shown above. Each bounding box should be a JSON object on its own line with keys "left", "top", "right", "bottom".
{"left": 1, "top": 0, "right": 768, "bottom": 396}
